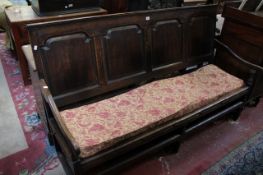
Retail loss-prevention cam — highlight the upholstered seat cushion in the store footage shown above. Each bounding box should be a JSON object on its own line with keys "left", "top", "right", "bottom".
{"left": 60, "top": 64, "right": 245, "bottom": 158}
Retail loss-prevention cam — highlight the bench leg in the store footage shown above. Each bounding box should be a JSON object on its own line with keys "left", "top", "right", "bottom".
{"left": 47, "top": 132, "right": 55, "bottom": 145}
{"left": 37, "top": 112, "right": 54, "bottom": 146}
{"left": 160, "top": 142, "right": 181, "bottom": 156}
{"left": 230, "top": 107, "right": 243, "bottom": 121}
{"left": 247, "top": 97, "right": 261, "bottom": 107}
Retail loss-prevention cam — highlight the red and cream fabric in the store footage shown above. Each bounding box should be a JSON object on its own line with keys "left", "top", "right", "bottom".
{"left": 60, "top": 64, "right": 245, "bottom": 158}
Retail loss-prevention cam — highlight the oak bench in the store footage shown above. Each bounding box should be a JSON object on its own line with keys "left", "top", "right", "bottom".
{"left": 25, "top": 4, "right": 263, "bottom": 174}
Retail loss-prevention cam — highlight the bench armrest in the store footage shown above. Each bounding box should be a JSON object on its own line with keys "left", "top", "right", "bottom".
{"left": 215, "top": 39, "right": 263, "bottom": 73}
{"left": 39, "top": 79, "right": 80, "bottom": 156}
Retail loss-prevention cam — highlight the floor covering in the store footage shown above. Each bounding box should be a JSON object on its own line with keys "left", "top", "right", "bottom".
{"left": 0, "top": 33, "right": 64, "bottom": 175}
{"left": 0, "top": 52, "right": 27, "bottom": 159}
{"left": 204, "top": 129, "right": 263, "bottom": 175}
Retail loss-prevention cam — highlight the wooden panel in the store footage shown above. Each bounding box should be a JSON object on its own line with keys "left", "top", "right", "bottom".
{"left": 151, "top": 19, "right": 183, "bottom": 71}
{"left": 221, "top": 19, "right": 263, "bottom": 66}
{"left": 188, "top": 16, "right": 215, "bottom": 64}
{"left": 103, "top": 25, "right": 147, "bottom": 82}
{"left": 40, "top": 33, "right": 99, "bottom": 95}
{"left": 220, "top": 6, "right": 263, "bottom": 99}
{"left": 223, "top": 37, "right": 262, "bottom": 65}
{"left": 27, "top": 4, "right": 218, "bottom": 107}
{"left": 221, "top": 20, "right": 263, "bottom": 48}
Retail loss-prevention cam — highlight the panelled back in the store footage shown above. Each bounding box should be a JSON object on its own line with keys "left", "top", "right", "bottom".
{"left": 150, "top": 19, "right": 183, "bottom": 71}
{"left": 28, "top": 5, "right": 217, "bottom": 107}
{"left": 40, "top": 33, "right": 98, "bottom": 95}
{"left": 187, "top": 15, "right": 215, "bottom": 65}
{"left": 103, "top": 25, "right": 147, "bottom": 82}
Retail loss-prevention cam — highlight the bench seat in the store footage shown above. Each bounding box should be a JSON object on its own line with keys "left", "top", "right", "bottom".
{"left": 60, "top": 64, "right": 245, "bottom": 158}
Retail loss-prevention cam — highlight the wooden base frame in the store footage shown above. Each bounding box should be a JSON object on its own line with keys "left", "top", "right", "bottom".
{"left": 247, "top": 97, "right": 261, "bottom": 107}
{"left": 41, "top": 38, "right": 263, "bottom": 174}
{"left": 45, "top": 89, "right": 247, "bottom": 175}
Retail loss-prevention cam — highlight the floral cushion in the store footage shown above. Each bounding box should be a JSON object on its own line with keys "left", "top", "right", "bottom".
{"left": 60, "top": 64, "right": 245, "bottom": 158}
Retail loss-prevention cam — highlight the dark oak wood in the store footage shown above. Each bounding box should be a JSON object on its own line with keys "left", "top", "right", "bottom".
{"left": 4, "top": 6, "right": 107, "bottom": 85}
{"left": 28, "top": 5, "right": 217, "bottom": 108}
{"left": 41, "top": 33, "right": 99, "bottom": 95}
{"left": 103, "top": 25, "right": 147, "bottom": 81}
{"left": 188, "top": 15, "right": 215, "bottom": 64}
{"left": 219, "top": 6, "right": 263, "bottom": 100}
{"left": 25, "top": 4, "right": 263, "bottom": 175}
{"left": 151, "top": 19, "right": 183, "bottom": 70}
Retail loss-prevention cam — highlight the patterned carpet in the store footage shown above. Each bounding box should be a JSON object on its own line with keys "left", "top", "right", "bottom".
{"left": 0, "top": 32, "right": 263, "bottom": 175}
{"left": 0, "top": 33, "right": 64, "bottom": 175}
{"left": 203, "top": 130, "right": 263, "bottom": 175}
